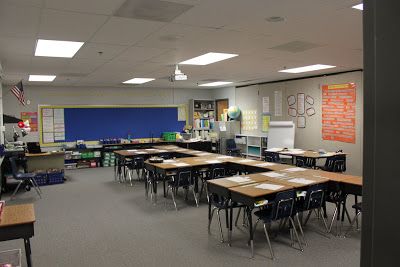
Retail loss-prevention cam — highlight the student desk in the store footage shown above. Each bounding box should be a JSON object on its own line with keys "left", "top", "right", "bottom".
{"left": 229, "top": 177, "right": 295, "bottom": 257}
{"left": 0, "top": 204, "right": 35, "bottom": 267}
{"left": 26, "top": 151, "right": 65, "bottom": 172}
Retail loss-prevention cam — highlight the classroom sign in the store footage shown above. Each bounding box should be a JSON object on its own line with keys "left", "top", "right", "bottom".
{"left": 21, "top": 112, "right": 38, "bottom": 132}
{"left": 322, "top": 83, "right": 356, "bottom": 144}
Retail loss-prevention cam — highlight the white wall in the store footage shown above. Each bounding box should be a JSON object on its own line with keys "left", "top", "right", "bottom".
{"left": 2, "top": 85, "right": 213, "bottom": 142}
{"left": 212, "top": 86, "right": 236, "bottom": 106}
{"left": 232, "top": 71, "right": 363, "bottom": 175}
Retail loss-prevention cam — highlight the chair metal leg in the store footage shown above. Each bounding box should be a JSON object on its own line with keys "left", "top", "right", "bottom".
{"left": 295, "top": 213, "right": 307, "bottom": 246}
{"left": 29, "top": 179, "right": 41, "bottom": 199}
{"left": 208, "top": 207, "right": 217, "bottom": 232}
{"left": 252, "top": 218, "right": 260, "bottom": 236}
{"left": 289, "top": 217, "right": 303, "bottom": 251}
{"left": 235, "top": 207, "right": 241, "bottom": 227}
{"left": 171, "top": 187, "right": 178, "bottom": 211}
{"left": 10, "top": 181, "right": 23, "bottom": 199}
{"left": 31, "top": 178, "right": 42, "bottom": 194}
{"left": 328, "top": 204, "right": 338, "bottom": 233}
{"left": 344, "top": 211, "right": 361, "bottom": 237}
{"left": 217, "top": 209, "right": 224, "bottom": 242}
{"left": 303, "top": 210, "right": 312, "bottom": 226}
{"left": 319, "top": 208, "right": 330, "bottom": 232}
{"left": 127, "top": 170, "right": 133, "bottom": 187}
{"left": 192, "top": 186, "right": 199, "bottom": 207}
{"left": 263, "top": 223, "right": 274, "bottom": 260}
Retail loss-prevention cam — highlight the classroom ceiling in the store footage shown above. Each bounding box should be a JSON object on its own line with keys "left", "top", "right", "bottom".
{"left": 0, "top": 0, "right": 363, "bottom": 89}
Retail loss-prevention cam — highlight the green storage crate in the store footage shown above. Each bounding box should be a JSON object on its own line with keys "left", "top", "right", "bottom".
{"left": 162, "top": 132, "right": 176, "bottom": 141}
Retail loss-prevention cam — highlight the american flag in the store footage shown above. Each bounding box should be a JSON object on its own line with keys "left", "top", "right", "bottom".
{"left": 11, "top": 81, "right": 26, "bottom": 106}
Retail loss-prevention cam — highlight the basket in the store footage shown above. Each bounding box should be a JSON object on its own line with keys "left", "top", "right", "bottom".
{"left": 162, "top": 132, "right": 177, "bottom": 141}
{"left": 33, "top": 171, "right": 48, "bottom": 186}
{"left": 47, "top": 170, "right": 64, "bottom": 185}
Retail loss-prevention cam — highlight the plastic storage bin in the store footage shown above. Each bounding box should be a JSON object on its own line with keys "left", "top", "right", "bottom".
{"left": 33, "top": 171, "right": 48, "bottom": 186}
{"left": 162, "top": 132, "right": 176, "bottom": 141}
{"left": 47, "top": 169, "right": 64, "bottom": 184}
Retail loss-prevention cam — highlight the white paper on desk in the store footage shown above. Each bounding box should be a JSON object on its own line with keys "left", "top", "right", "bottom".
{"left": 260, "top": 172, "right": 286, "bottom": 178}
{"left": 135, "top": 151, "right": 148, "bottom": 154}
{"left": 288, "top": 178, "right": 314, "bottom": 185}
{"left": 255, "top": 183, "right": 284, "bottom": 190}
{"left": 157, "top": 150, "right": 168, "bottom": 152}
{"left": 173, "top": 162, "right": 190, "bottom": 167}
{"left": 286, "top": 150, "right": 304, "bottom": 155}
{"left": 255, "top": 162, "right": 276, "bottom": 167}
{"left": 145, "top": 148, "right": 156, "bottom": 151}
{"left": 127, "top": 150, "right": 138, "bottom": 152}
{"left": 226, "top": 176, "right": 252, "bottom": 183}
{"left": 238, "top": 159, "right": 255, "bottom": 163}
{"left": 266, "top": 148, "right": 282, "bottom": 152}
{"left": 217, "top": 156, "right": 233, "bottom": 159}
{"left": 163, "top": 159, "right": 176, "bottom": 163}
{"left": 205, "top": 160, "right": 222, "bottom": 164}
{"left": 285, "top": 167, "right": 306, "bottom": 172}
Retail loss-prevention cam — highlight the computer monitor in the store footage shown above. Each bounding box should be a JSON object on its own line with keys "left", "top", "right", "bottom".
{"left": 27, "top": 142, "right": 41, "bottom": 154}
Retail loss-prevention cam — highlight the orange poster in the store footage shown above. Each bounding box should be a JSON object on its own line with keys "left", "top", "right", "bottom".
{"left": 322, "top": 83, "right": 356, "bottom": 144}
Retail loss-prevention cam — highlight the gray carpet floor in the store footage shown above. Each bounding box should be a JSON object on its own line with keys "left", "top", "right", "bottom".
{"left": 0, "top": 168, "right": 360, "bottom": 266}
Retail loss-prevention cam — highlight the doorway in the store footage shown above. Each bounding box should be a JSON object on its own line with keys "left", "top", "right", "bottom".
{"left": 216, "top": 99, "right": 229, "bottom": 121}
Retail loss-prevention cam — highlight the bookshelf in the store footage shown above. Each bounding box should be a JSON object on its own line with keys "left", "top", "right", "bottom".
{"left": 189, "top": 99, "right": 216, "bottom": 139}
{"left": 234, "top": 134, "right": 268, "bottom": 159}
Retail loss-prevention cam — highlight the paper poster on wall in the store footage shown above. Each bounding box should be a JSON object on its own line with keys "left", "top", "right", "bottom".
{"left": 297, "top": 116, "right": 306, "bottom": 128}
{"left": 287, "top": 95, "right": 296, "bottom": 106}
{"left": 274, "top": 91, "right": 282, "bottom": 116}
{"left": 297, "top": 93, "right": 305, "bottom": 115}
{"left": 262, "top": 96, "right": 270, "bottom": 113}
{"left": 53, "top": 109, "right": 64, "bottom": 123}
{"left": 262, "top": 114, "right": 270, "bottom": 132}
{"left": 219, "top": 122, "right": 227, "bottom": 132}
{"left": 306, "top": 95, "right": 314, "bottom": 105}
{"left": 42, "top": 116, "right": 54, "bottom": 132}
{"left": 288, "top": 107, "right": 297, "bottom": 117}
{"left": 241, "top": 110, "right": 258, "bottom": 131}
{"left": 43, "top": 132, "right": 54, "bottom": 143}
{"left": 42, "top": 109, "right": 53, "bottom": 117}
{"left": 322, "top": 83, "right": 356, "bottom": 143}
{"left": 21, "top": 112, "right": 38, "bottom": 132}
{"left": 177, "top": 105, "right": 186, "bottom": 121}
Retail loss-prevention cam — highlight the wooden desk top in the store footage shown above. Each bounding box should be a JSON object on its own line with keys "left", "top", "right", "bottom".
{"left": 341, "top": 176, "right": 363, "bottom": 186}
{"left": 229, "top": 181, "right": 294, "bottom": 198}
{"left": 208, "top": 175, "right": 270, "bottom": 189}
{"left": 26, "top": 151, "right": 65, "bottom": 157}
{"left": 267, "top": 148, "right": 345, "bottom": 159}
{"left": 0, "top": 204, "right": 35, "bottom": 227}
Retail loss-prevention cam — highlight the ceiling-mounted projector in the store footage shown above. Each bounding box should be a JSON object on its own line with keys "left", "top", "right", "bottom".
{"left": 170, "top": 65, "right": 187, "bottom": 82}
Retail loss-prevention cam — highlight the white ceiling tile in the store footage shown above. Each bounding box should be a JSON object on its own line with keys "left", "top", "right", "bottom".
{"left": 113, "top": 46, "right": 170, "bottom": 63}
{"left": 74, "top": 43, "right": 128, "bottom": 60}
{"left": 0, "top": 56, "right": 32, "bottom": 73}
{"left": 44, "top": 0, "right": 126, "bottom": 15}
{"left": 38, "top": 9, "right": 109, "bottom": 42}
{"left": 0, "top": 2, "right": 41, "bottom": 38}
{"left": 90, "top": 17, "right": 166, "bottom": 45}
{"left": 0, "top": 37, "right": 36, "bottom": 58}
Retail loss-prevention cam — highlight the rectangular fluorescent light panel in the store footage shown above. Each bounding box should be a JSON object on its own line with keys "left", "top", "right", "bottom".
{"left": 179, "top": 52, "right": 238, "bottom": 65}
{"left": 199, "top": 81, "right": 233, "bottom": 87}
{"left": 279, "top": 64, "right": 336, "bottom": 74}
{"left": 123, "top": 78, "right": 155, "bottom": 84}
{"left": 352, "top": 3, "right": 363, "bottom": 10}
{"left": 35, "top": 39, "right": 84, "bottom": 58}
{"left": 29, "top": 75, "right": 56, "bottom": 82}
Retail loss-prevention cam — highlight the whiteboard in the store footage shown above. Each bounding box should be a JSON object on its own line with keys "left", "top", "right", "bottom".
{"left": 267, "top": 121, "right": 295, "bottom": 149}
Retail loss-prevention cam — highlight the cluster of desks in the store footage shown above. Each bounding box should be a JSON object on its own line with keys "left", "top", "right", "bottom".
{"left": 114, "top": 145, "right": 362, "bottom": 257}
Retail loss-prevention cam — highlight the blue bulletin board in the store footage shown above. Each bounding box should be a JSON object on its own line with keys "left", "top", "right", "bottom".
{"left": 39, "top": 105, "right": 187, "bottom": 145}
